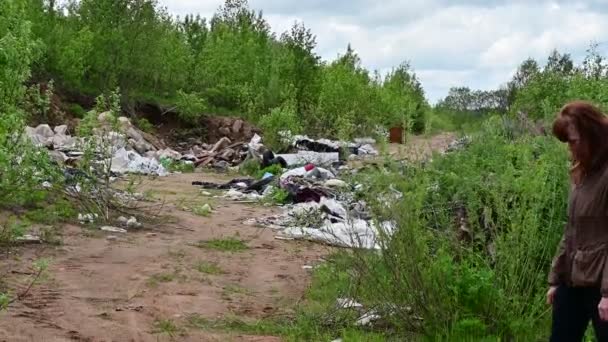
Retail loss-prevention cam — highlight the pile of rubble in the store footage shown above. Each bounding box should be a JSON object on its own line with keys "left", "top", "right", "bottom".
{"left": 24, "top": 113, "right": 260, "bottom": 176}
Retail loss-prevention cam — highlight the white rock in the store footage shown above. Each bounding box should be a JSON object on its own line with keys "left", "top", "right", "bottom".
{"left": 126, "top": 216, "right": 142, "bottom": 229}
{"left": 98, "top": 111, "right": 113, "bottom": 124}
{"left": 117, "top": 216, "right": 128, "bottom": 226}
{"left": 35, "top": 124, "right": 55, "bottom": 138}
{"left": 126, "top": 126, "right": 144, "bottom": 142}
{"left": 53, "top": 125, "right": 68, "bottom": 135}
{"left": 156, "top": 148, "right": 182, "bottom": 161}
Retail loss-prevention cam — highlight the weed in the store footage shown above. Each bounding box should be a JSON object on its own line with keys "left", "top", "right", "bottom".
{"left": 254, "top": 164, "right": 283, "bottom": 179}
{"left": 239, "top": 158, "right": 261, "bottom": 177}
{"left": 222, "top": 284, "right": 252, "bottom": 297}
{"left": 136, "top": 117, "right": 154, "bottom": 133}
{"left": 196, "top": 237, "right": 249, "bottom": 252}
{"left": 147, "top": 272, "right": 175, "bottom": 287}
{"left": 160, "top": 158, "right": 195, "bottom": 173}
{"left": 192, "top": 203, "right": 212, "bottom": 217}
{"left": 195, "top": 261, "right": 223, "bottom": 275}
{"left": 152, "top": 319, "right": 183, "bottom": 337}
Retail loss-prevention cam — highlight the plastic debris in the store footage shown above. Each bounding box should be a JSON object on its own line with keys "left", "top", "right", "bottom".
{"left": 100, "top": 226, "right": 127, "bottom": 233}
{"left": 111, "top": 147, "right": 167, "bottom": 176}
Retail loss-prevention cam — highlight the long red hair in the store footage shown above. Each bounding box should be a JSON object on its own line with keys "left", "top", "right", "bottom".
{"left": 553, "top": 101, "right": 608, "bottom": 184}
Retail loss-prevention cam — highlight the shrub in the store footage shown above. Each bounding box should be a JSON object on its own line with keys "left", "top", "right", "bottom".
{"left": 258, "top": 103, "right": 302, "bottom": 152}
{"left": 298, "top": 117, "right": 569, "bottom": 340}
{"left": 176, "top": 90, "right": 206, "bottom": 124}
{"left": 136, "top": 117, "right": 154, "bottom": 133}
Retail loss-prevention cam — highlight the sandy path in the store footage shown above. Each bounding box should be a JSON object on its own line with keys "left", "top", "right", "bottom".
{"left": 0, "top": 173, "right": 330, "bottom": 342}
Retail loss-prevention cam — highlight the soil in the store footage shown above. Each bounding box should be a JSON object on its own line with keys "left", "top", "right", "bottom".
{"left": 0, "top": 172, "right": 330, "bottom": 342}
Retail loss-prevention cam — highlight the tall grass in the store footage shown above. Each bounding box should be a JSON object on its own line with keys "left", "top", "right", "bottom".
{"left": 297, "top": 116, "right": 570, "bottom": 340}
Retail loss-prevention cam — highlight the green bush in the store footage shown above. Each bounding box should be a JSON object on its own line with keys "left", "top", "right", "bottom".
{"left": 69, "top": 103, "right": 87, "bottom": 119}
{"left": 259, "top": 103, "right": 302, "bottom": 152}
{"left": 176, "top": 90, "right": 206, "bottom": 124}
{"left": 136, "top": 117, "right": 155, "bottom": 133}
{"left": 295, "top": 117, "right": 569, "bottom": 340}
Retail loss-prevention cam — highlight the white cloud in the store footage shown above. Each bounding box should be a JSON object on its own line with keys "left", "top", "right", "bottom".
{"left": 159, "top": 0, "right": 608, "bottom": 102}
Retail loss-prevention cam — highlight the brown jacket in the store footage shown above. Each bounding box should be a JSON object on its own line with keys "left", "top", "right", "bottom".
{"left": 549, "top": 163, "right": 608, "bottom": 296}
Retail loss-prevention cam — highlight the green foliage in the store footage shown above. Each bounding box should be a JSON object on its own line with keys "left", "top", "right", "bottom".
{"left": 135, "top": 117, "right": 154, "bottom": 133}
{"left": 0, "top": 293, "right": 9, "bottom": 311}
{"left": 175, "top": 90, "right": 206, "bottom": 123}
{"left": 259, "top": 103, "right": 302, "bottom": 151}
{"left": 195, "top": 261, "right": 223, "bottom": 275}
{"left": 196, "top": 237, "right": 249, "bottom": 252}
{"left": 159, "top": 158, "right": 195, "bottom": 173}
{"left": 239, "top": 158, "right": 261, "bottom": 177}
{"left": 69, "top": 103, "right": 87, "bottom": 119}
{"left": 254, "top": 164, "right": 283, "bottom": 179}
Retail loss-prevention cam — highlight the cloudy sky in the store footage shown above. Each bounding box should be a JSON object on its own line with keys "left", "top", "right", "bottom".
{"left": 160, "top": 0, "right": 608, "bottom": 103}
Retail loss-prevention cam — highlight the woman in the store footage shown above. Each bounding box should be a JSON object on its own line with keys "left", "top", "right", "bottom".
{"left": 548, "top": 101, "right": 608, "bottom": 341}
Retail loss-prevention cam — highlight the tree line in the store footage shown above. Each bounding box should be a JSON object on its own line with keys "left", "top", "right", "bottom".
{"left": 19, "top": 0, "right": 427, "bottom": 140}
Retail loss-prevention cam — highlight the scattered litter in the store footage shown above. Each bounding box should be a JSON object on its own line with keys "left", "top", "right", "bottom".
{"left": 325, "top": 179, "right": 348, "bottom": 188}
{"left": 78, "top": 213, "right": 98, "bottom": 224}
{"left": 100, "top": 226, "right": 127, "bottom": 233}
{"left": 15, "top": 234, "right": 42, "bottom": 244}
{"left": 126, "top": 216, "right": 142, "bottom": 229}
{"left": 201, "top": 191, "right": 212, "bottom": 196}
{"left": 146, "top": 233, "right": 157, "bottom": 237}
{"left": 336, "top": 298, "right": 363, "bottom": 309}
{"left": 277, "top": 151, "right": 339, "bottom": 167}
{"left": 106, "top": 235, "right": 119, "bottom": 241}
{"left": 111, "top": 148, "right": 167, "bottom": 176}
{"left": 301, "top": 265, "right": 313, "bottom": 270}
{"left": 355, "top": 311, "right": 381, "bottom": 326}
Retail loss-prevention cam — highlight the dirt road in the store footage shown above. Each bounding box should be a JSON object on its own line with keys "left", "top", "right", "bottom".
{"left": 0, "top": 173, "right": 330, "bottom": 342}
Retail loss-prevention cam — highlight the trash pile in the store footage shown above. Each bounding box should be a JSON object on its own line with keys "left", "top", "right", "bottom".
{"left": 25, "top": 113, "right": 179, "bottom": 176}
{"left": 275, "top": 135, "right": 379, "bottom": 167}
{"left": 192, "top": 134, "right": 394, "bottom": 249}
{"left": 184, "top": 137, "right": 252, "bottom": 171}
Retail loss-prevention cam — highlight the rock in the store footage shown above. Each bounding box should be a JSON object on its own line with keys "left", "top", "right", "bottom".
{"left": 100, "top": 226, "right": 127, "bottom": 233}
{"left": 232, "top": 119, "right": 243, "bottom": 133}
{"left": 133, "top": 140, "right": 154, "bottom": 155}
{"left": 219, "top": 127, "right": 231, "bottom": 136}
{"left": 52, "top": 134, "right": 75, "bottom": 149}
{"left": 117, "top": 216, "right": 128, "bottom": 226}
{"left": 192, "top": 145, "right": 205, "bottom": 156}
{"left": 210, "top": 137, "right": 232, "bottom": 153}
{"left": 126, "top": 126, "right": 144, "bottom": 142}
{"left": 117, "top": 116, "right": 131, "bottom": 129}
{"left": 48, "top": 150, "right": 68, "bottom": 164}
{"left": 126, "top": 216, "right": 142, "bottom": 229}
{"left": 157, "top": 148, "right": 182, "bottom": 161}
{"left": 35, "top": 124, "right": 55, "bottom": 138}
{"left": 98, "top": 111, "right": 113, "bottom": 124}
{"left": 54, "top": 125, "right": 68, "bottom": 135}
{"left": 243, "top": 126, "right": 253, "bottom": 139}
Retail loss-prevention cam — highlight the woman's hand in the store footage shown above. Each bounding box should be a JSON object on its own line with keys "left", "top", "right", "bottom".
{"left": 598, "top": 297, "right": 608, "bottom": 321}
{"left": 547, "top": 286, "right": 558, "bottom": 305}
